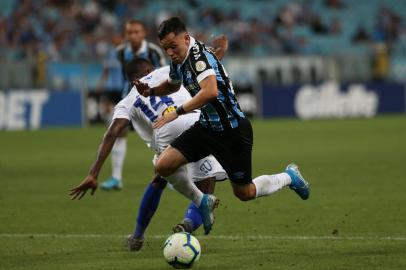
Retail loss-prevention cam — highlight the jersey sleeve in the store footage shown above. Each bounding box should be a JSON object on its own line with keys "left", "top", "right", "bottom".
{"left": 168, "top": 61, "right": 182, "bottom": 84}
{"left": 189, "top": 43, "right": 216, "bottom": 83}
{"left": 143, "top": 66, "right": 170, "bottom": 87}
{"left": 112, "top": 87, "right": 137, "bottom": 120}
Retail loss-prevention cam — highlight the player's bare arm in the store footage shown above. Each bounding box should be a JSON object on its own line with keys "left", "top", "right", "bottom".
{"left": 69, "top": 118, "right": 129, "bottom": 200}
{"left": 134, "top": 79, "right": 181, "bottom": 97}
{"left": 152, "top": 75, "right": 218, "bottom": 129}
{"left": 135, "top": 35, "right": 227, "bottom": 99}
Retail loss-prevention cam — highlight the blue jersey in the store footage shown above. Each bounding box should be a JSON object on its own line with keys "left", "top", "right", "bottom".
{"left": 169, "top": 37, "right": 245, "bottom": 131}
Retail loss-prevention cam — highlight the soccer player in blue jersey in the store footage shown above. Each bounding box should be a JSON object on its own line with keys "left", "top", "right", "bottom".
{"left": 135, "top": 17, "right": 310, "bottom": 233}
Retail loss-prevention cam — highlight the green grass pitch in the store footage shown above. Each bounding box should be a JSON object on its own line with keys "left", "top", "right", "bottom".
{"left": 1, "top": 115, "right": 406, "bottom": 270}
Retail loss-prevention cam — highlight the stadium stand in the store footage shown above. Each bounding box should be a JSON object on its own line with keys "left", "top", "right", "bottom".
{"left": 1, "top": 0, "right": 405, "bottom": 60}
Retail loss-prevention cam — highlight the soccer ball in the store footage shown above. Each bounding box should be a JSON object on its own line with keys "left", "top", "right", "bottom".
{"left": 163, "top": 232, "right": 201, "bottom": 269}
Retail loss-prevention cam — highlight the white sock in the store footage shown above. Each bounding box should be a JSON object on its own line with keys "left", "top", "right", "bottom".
{"left": 111, "top": 137, "right": 127, "bottom": 181}
{"left": 253, "top": 172, "right": 291, "bottom": 198}
{"left": 165, "top": 165, "right": 204, "bottom": 207}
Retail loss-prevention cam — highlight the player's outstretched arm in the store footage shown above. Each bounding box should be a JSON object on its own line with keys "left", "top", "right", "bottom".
{"left": 153, "top": 75, "right": 217, "bottom": 129}
{"left": 134, "top": 79, "right": 181, "bottom": 97}
{"left": 69, "top": 118, "right": 129, "bottom": 200}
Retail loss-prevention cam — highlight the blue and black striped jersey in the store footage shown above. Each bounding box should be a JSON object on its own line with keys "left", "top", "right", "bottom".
{"left": 169, "top": 37, "right": 245, "bottom": 131}
{"left": 117, "top": 40, "right": 166, "bottom": 96}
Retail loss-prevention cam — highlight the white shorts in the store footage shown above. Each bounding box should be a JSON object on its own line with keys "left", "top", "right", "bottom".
{"left": 151, "top": 113, "right": 227, "bottom": 182}
{"left": 187, "top": 155, "right": 228, "bottom": 182}
{"left": 153, "top": 154, "right": 227, "bottom": 182}
{"left": 151, "top": 112, "right": 199, "bottom": 154}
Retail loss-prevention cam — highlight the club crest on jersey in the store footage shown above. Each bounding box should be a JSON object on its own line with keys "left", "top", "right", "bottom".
{"left": 195, "top": 61, "right": 206, "bottom": 72}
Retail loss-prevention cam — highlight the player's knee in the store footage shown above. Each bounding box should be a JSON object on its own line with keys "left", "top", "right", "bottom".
{"left": 155, "top": 161, "right": 174, "bottom": 177}
{"left": 233, "top": 188, "right": 256, "bottom": 201}
{"left": 232, "top": 183, "right": 256, "bottom": 201}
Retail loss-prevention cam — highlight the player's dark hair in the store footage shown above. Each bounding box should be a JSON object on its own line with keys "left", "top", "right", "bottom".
{"left": 157, "top": 17, "right": 187, "bottom": 39}
{"left": 125, "top": 58, "right": 153, "bottom": 81}
{"left": 126, "top": 19, "right": 145, "bottom": 27}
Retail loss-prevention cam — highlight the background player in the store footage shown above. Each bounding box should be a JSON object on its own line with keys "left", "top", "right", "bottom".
{"left": 135, "top": 17, "right": 310, "bottom": 234}
{"left": 99, "top": 19, "right": 166, "bottom": 191}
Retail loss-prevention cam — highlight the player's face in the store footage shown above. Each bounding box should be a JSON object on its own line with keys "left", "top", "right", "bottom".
{"left": 125, "top": 23, "right": 145, "bottom": 49}
{"left": 159, "top": 32, "right": 190, "bottom": 64}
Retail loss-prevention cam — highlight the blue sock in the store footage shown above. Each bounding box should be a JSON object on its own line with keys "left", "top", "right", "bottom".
{"left": 184, "top": 202, "right": 203, "bottom": 231}
{"left": 134, "top": 183, "right": 164, "bottom": 238}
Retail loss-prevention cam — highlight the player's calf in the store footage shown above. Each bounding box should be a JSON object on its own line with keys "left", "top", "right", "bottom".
{"left": 151, "top": 174, "right": 168, "bottom": 189}
{"left": 231, "top": 183, "right": 256, "bottom": 201}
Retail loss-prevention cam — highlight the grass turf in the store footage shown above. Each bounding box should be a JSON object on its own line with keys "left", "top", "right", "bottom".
{"left": 1, "top": 115, "right": 406, "bottom": 269}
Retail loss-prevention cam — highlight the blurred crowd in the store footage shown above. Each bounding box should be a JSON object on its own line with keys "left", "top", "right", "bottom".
{"left": 0, "top": 0, "right": 405, "bottom": 61}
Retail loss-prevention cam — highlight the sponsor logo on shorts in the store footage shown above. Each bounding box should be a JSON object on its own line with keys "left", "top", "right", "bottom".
{"left": 199, "top": 160, "right": 213, "bottom": 174}
{"left": 231, "top": 171, "right": 245, "bottom": 180}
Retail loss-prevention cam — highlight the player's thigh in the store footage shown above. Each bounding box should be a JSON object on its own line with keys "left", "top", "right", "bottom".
{"left": 170, "top": 122, "right": 211, "bottom": 163}
{"left": 211, "top": 137, "right": 252, "bottom": 185}
{"left": 155, "top": 146, "right": 188, "bottom": 176}
{"left": 224, "top": 118, "right": 253, "bottom": 183}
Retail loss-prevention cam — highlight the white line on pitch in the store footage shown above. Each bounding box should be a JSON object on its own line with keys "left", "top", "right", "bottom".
{"left": 0, "top": 234, "right": 406, "bottom": 241}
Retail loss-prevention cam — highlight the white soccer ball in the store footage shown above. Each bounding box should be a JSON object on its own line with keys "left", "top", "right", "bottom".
{"left": 163, "top": 232, "right": 201, "bottom": 269}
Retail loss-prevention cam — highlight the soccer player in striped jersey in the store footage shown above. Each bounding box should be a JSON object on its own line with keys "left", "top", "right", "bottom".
{"left": 135, "top": 17, "right": 311, "bottom": 234}
{"left": 70, "top": 36, "right": 229, "bottom": 250}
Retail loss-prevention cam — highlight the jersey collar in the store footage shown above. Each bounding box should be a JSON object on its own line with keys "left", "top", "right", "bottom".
{"left": 125, "top": 40, "right": 148, "bottom": 56}
{"left": 181, "top": 36, "right": 196, "bottom": 65}
{"left": 136, "top": 40, "right": 148, "bottom": 55}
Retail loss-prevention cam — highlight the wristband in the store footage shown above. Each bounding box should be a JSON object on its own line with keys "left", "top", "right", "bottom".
{"left": 176, "top": 105, "right": 186, "bottom": 115}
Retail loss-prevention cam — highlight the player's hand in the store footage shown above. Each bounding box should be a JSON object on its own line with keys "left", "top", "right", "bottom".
{"left": 69, "top": 175, "right": 98, "bottom": 200}
{"left": 134, "top": 80, "right": 151, "bottom": 97}
{"left": 211, "top": 34, "right": 228, "bottom": 51}
{"left": 153, "top": 111, "right": 178, "bottom": 129}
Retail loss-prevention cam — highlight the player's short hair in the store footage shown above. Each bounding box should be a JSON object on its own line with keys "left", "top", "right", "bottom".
{"left": 126, "top": 19, "right": 145, "bottom": 28}
{"left": 157, "top": 17, "right": 187, "bottom": 39}
{"left": 125, "top": 58, "right": 153, "bottom": 81}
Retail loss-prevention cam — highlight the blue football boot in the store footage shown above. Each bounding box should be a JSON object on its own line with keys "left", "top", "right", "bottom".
{"left": 100, "top": 177, "right": 122, "bottom": 190}
{"left": 198, "top": 194, "right": 220, "bottom": 235}
{"left": 285, "top": 164, "right": 310, "bottom": 200}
